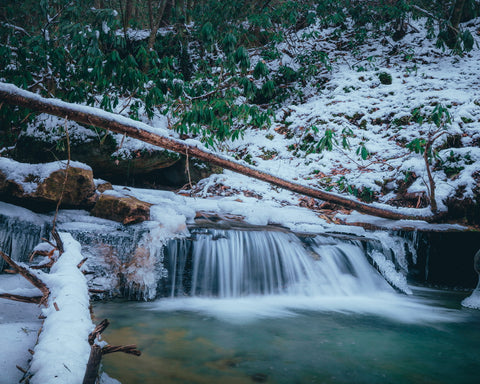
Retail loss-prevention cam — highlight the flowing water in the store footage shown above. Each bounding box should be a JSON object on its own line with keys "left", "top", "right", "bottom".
{"left": 94, "top": 228, "right": 480, "bottom": 384}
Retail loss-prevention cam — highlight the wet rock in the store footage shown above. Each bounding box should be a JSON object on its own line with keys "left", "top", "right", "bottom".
{"left": 90, "top": 193, "right": 152, "bottom": 225}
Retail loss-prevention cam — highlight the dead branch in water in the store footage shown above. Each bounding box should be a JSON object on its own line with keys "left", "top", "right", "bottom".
{"left": 83, "top": 318, "right": 141, "bottom": 384}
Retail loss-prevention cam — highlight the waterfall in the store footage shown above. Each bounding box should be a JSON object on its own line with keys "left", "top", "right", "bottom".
{"left": 161, "top": 229, "right": 405, "bottom": 298}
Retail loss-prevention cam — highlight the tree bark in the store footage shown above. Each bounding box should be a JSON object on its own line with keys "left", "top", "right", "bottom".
{"left": 0, "top": 82, "right": 438, "bottom": 222}
{"left": 447, "top": 0, "right": 466, "bottom": 47}
{"left": 147, "top": 0, "right": 168, "bottom": 50}
{"left": 82, "top": 344, "right": 103, "bottom": 384}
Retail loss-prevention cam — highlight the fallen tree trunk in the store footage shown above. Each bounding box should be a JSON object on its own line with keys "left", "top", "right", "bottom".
{"left": 0, "top": 82, "right": 437, "bottom": 222}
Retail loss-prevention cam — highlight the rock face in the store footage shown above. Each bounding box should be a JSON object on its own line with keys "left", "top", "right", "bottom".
{"left": 13, "top": 134, "right": 180, "bottom": 186}
{"left": 90, "top": 193, "right": 152, "bottom": 225}
{"left": 12, "top": 134, "right": 221, "bottom": 189}
{"left": 0, "top": 158, "right": 95, "bottom": 211}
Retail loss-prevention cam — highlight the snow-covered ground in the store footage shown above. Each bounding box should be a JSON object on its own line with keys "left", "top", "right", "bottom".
{"left": 193, "top": 17, "right": 480, "bottom": 216}
{"left": 1, "top": 13, "right": 480, "bottom": 384}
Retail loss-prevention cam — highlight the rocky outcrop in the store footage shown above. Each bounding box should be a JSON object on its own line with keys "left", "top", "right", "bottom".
{"left": 0, "top": 158, "right": 95, "bottom": 211}
{"left": 90, "top": 193, "right": 152, "bottom": 225}
{"left": 12, "top": 134, "right": 182, "bottom": 187}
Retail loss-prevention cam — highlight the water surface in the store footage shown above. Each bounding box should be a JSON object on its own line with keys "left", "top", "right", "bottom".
{"left": 95, "top": 287, "right": 480, "bottom": 384}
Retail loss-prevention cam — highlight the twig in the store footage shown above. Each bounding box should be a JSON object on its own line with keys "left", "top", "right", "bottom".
{"left": 77, "top": 258, "right": 88, "bottom": 269}
{"left": 83, "top": 319, "right": 141, "bottom": 384}
{"left": 51, "top": 228, "right": 64, "bottom": 255}
{"left": 0, "top": 250, "right": 50, "bottom": 305}
{"left": 185, "top": 148, "right": 193, "bottom": 191}
{"left": 0, "top": 293, "right": 42, "bottom": 304}
{"left": 88, "top": 319, "right": 110, "bottom": 345}
{"left": 102, "top": 345, "right": 141, "bottom": 356}
{"left": 51, "top": 117, "right": 71, "bottom": 234}
{"left": 30, "top": 259, "right": 55, "bottom": 270}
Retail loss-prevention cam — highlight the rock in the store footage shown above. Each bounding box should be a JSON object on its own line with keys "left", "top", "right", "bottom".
{"left": 90, "top": 193, "right": 152, "bottom": 225}
{"left": 96, "top": 181, "right": 113, "bottom": 193}
{"left": 12, "top": 134, "right": 221, "bottom": 189}
{"left": 13, "top": 134, "right": 181, "bottom": 186}
{"left": 0, "top": 158, "right": 95, "bottom": 211}
{"left": 36, "top": 167, "right": 95, "bottom": 206}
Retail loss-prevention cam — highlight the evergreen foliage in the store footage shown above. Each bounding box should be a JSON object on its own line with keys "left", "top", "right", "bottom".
{"left": 0, "top": 0, "right": 478, "bottom": 148}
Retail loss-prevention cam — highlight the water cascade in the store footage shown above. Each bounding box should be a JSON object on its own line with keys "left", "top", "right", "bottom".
{"left": 160, "top": 228, "right": 408, "bottom": 299}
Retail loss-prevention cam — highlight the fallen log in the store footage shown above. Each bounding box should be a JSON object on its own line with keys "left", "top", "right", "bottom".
{"left": 0, "top": 82, "right": 437, "bottom": 221}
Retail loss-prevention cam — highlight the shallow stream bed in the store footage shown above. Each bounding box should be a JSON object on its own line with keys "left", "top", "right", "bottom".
{"left": 94, "top": 287, "right": 480, "bottom": 384}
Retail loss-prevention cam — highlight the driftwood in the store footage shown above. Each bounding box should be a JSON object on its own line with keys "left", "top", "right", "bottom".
{"left": 0, "top": 82, "right": 438, "bottom": 222}
{"left": 83, "top": 319, "right": 141, "bottom": 384}
{"left": 0, "top": 250, "right": 50, "bottom": 306}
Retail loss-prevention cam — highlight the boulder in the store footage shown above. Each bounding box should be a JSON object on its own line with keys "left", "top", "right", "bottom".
{"left": 0, "top": 158, "right": 95, "bottom": 211}
{"left": 90, "top": 193, "right": 152, "bottom": 225}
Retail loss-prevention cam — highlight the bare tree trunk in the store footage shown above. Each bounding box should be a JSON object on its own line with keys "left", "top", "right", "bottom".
{"left": 451, "top": 0, "right": 466, "bottom": 30}
{"left": 147, "top": 0, "right": 168, "bottom": 50}
{"left": 0, "top": 83, "right": 439, "bottom": 222}
{"left": 447, "top": 0, "right": 466, "bottom": 46}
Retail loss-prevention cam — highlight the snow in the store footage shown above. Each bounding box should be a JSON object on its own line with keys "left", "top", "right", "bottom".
{"left": 0, "top": 233, "right": 94, "bottom": 384}
{"left": 0, "top": 201, "right": 49, "bottom": 225}
{"left": 25, "top": 233, "right": 93, "bottom": 383}
{"left": 462, "top": 284, "right": 480, "bottom": 309}
{"left": 1, "top": 13, "right": 480, "bottom": 384}
{"left": 368, "top": 249, "right": 412, "bottom": 295}
{"left": 0, "top": 276, "right": 42, "bottom": 384}
{"left": 0, "top": 157, "right": 91, "bottom": 194}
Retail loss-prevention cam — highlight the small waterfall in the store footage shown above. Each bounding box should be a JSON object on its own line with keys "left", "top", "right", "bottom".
{"left": 161, "top": 229, "right": 402, "bottom": 298}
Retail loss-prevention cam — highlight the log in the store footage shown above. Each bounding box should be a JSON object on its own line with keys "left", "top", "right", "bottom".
{"left": 0, "top": 82, "right": 437, "bottom": 221}
{"left": 0, "top": 250, "right": 50, "bottom": 305}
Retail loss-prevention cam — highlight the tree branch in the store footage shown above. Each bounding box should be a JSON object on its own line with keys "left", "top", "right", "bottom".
{"left": 0, "top": 250, "right": 50, "bottom": 305}
{"left": 0, "top": 82, "right": 439, "bottom": 222}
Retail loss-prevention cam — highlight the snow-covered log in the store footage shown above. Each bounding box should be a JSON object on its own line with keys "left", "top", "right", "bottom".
{"left": 0, "top": 82, "right": 438, "bottom": 222}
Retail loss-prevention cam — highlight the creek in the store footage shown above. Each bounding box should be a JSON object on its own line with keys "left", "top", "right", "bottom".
{"left": 92, "top": 227, "right": 480, "bottom": 384}
{"left": 1, "top": 203, "right": 479, "bottom": 383}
